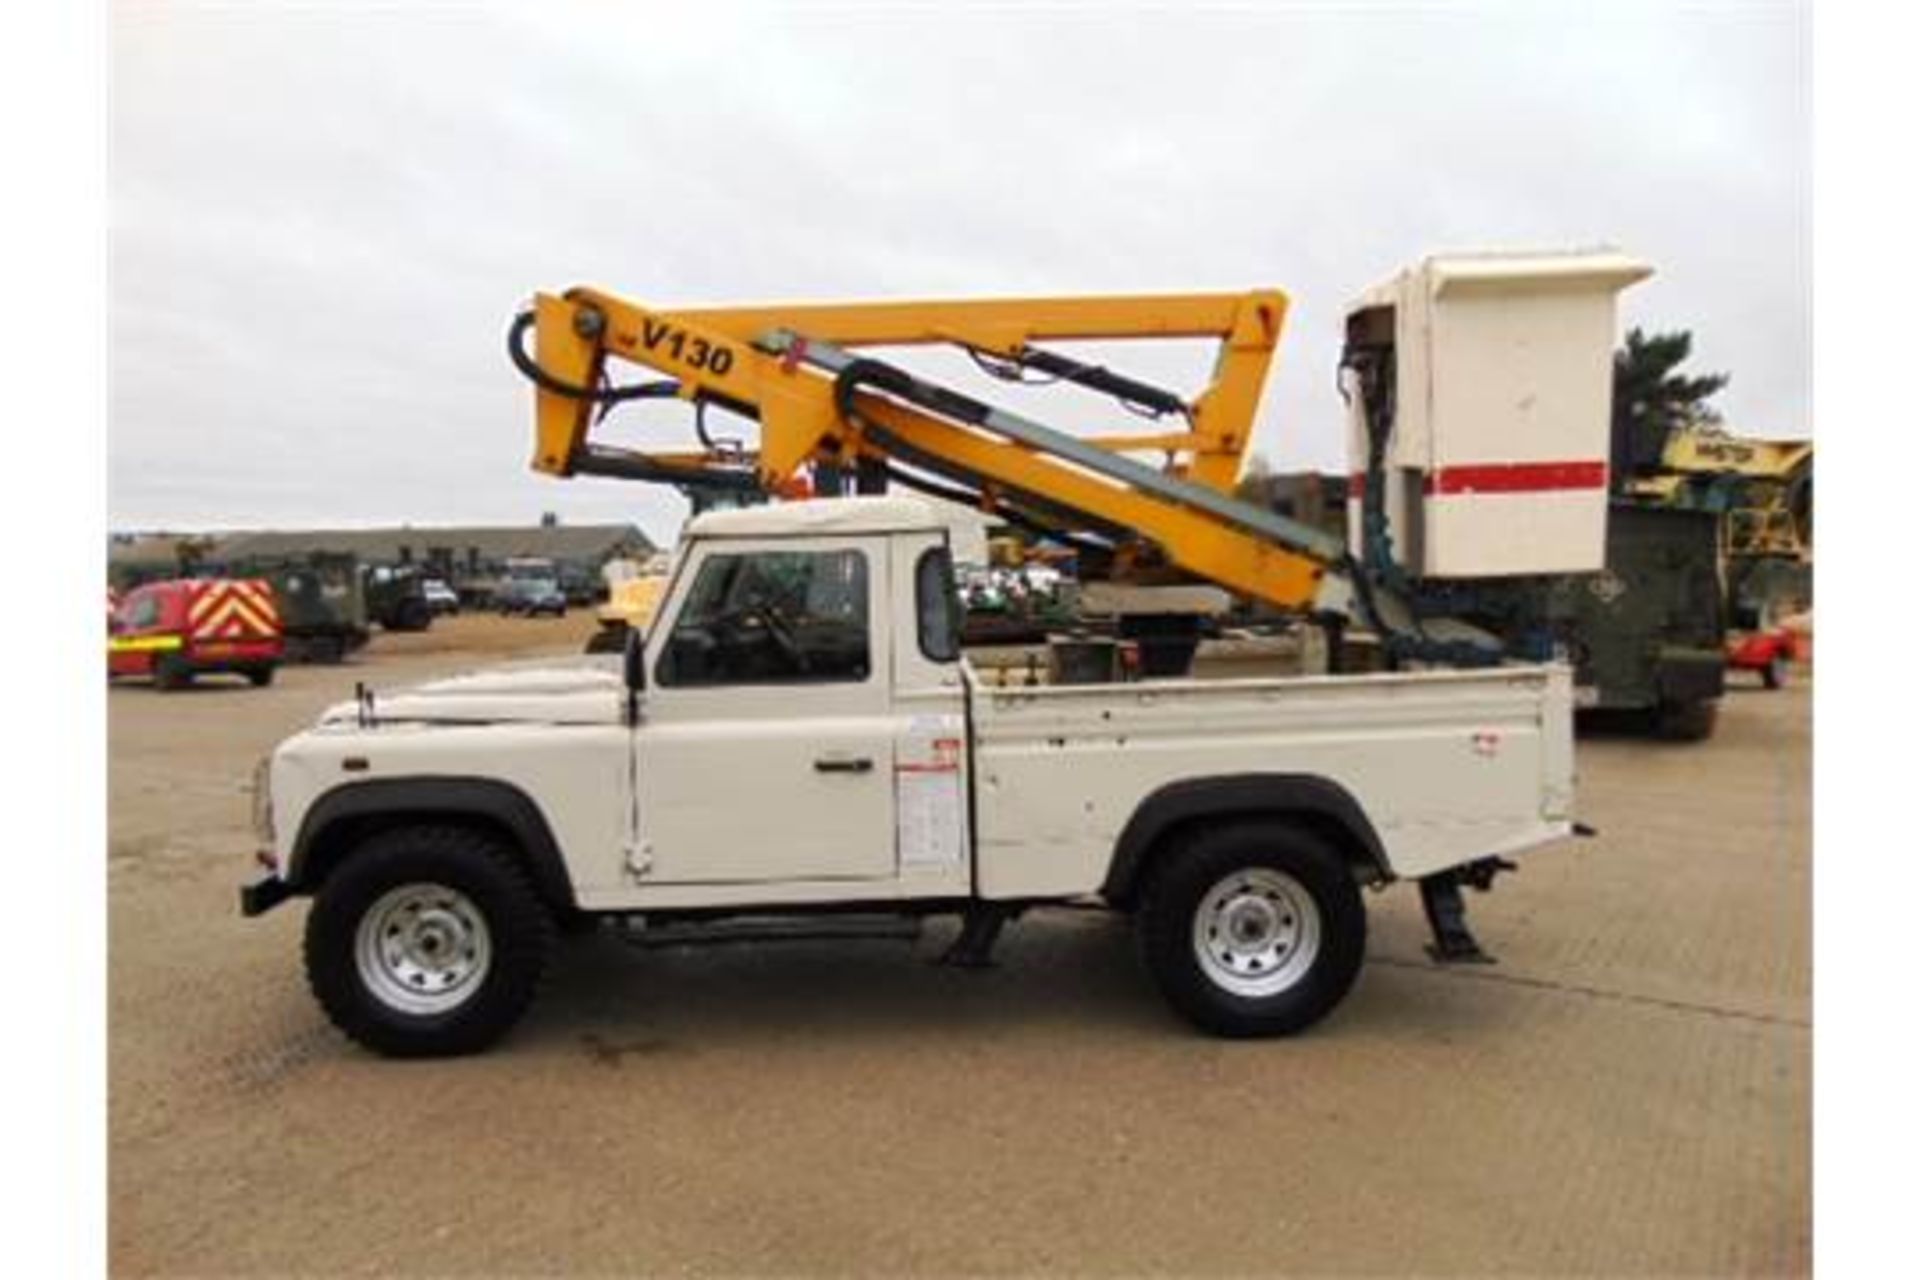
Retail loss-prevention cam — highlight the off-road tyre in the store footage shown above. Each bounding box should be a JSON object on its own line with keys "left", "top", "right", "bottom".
{"left": 153, "top": 654, "right": 192, "bottom": 691}
{"left": 245, "top": 664, "right": 276, "bottom": 687}
{"left": 1136, "top": 820, "right": 1366, "bottom": 1038}
{"left": 1762, "top": 655, "right": 1787, "bottom": 690}
{"left": 1654, "top": 697, "right": 1718, "bottom": 741}
{"left": 304, "top": 825, "right": 554, "bottom": 1058}
{"left": 390, "top": 597, "right": 432, "bottom": 632}
{"left": 293, "top": 634, "right": 346, "bottom": 665}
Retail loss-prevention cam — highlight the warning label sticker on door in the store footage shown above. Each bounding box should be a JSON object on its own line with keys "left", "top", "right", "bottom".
{"left": 896, "top": 718, "right": 965, "bottom": 867}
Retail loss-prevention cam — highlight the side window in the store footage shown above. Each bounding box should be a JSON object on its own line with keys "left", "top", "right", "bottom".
{"left": 915, "top": 547, "right": 960, "bottom": 663}
{"left": 659, "top": 549, "right": 870, "bottom": 686}
{"left": 125, "top": 592, "right": 162, "bottom": 631}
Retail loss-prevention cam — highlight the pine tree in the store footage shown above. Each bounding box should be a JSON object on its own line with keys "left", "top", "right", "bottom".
{"left": 1611, "top": 328, "right": 1729, "bottom": 484}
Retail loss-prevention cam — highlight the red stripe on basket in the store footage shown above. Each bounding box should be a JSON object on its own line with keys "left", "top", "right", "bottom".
{"left": 1346, "top": 461, "right": 1607, "bottom": 499}
{"left": 1427, "top": 460, "right": 1608, "bottom": 495}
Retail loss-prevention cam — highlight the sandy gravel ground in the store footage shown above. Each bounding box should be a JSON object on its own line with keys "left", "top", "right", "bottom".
{"left": 108, "top": 614, "right": 1809, "bottom": 1276}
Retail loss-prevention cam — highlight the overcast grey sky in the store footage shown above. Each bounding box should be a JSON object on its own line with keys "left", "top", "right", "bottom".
{"left": 110, "top": 1, "right": 1808, "bottom": 545}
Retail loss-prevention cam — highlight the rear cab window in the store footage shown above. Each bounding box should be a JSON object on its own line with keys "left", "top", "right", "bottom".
{"left": 915, "top": 546, "right": 961, "bottom": 663}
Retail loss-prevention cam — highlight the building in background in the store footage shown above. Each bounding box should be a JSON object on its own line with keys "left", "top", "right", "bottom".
{"left": 110, "top": 522, "right": 655, "bottom": 603}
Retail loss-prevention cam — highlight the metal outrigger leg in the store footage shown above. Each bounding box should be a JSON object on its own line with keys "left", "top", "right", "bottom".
{"left": 1418, "top": 857, "right": 1518, "bottom": 965}
{"left": 937, "top": 904, "right": 1020, "bottom": 969}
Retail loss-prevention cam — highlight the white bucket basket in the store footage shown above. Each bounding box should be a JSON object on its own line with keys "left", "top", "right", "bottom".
{"left": 1345, "top": 250, "right": 1652, "bottom": 579}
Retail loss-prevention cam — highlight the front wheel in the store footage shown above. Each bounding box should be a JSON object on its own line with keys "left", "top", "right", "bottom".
{"left": 1137, "top": 821, "right": 1366, "bottom": 1037}
{"left": 1762, "top": 654, "right": 1787, "bottom": 690}
{"left": 304, "top": 825, "right": 554, "bottom": 1057}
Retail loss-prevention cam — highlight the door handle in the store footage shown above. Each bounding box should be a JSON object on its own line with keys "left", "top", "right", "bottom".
{"left": 814, "top": 756, "right": 874, "bottom": 774}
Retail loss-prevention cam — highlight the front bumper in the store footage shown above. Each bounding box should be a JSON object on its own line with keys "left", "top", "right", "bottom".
{"left": 239, "top": 874, "right": 295, "bottom": 917}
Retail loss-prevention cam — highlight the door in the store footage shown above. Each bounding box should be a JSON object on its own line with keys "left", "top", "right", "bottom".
{"left": 634, "top": 538, "right": 898, "bottom": 885}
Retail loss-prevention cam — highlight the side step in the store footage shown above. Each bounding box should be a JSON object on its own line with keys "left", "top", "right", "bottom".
{"left": 617, "top": 914, "right": 923, "bottom": 950}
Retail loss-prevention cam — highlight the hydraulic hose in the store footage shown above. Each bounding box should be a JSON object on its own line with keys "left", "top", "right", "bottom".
{"left": 831, "top": 358, "right": 1129, "bottom": 550}
{"left": 1337, "top": 342, "right": 1505, "bottom": 668}
{"left": 506, "top": 310, "right": 681, "bottom": 406}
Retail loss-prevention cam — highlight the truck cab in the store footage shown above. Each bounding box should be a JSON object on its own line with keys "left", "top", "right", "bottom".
{"left": 247, "top": 497, "right": 1577, "bottom": 1057}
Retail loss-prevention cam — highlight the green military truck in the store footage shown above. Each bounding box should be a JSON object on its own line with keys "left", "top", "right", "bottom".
{"left": 1547, "top": 503, "right": 1726, "bottom": 739}
{"left": 232, "top": 554, "right": 371, "bottom": 664}
{"left": 361, "top": 564, "right": 434, "bottom": 633}
{"left": 1345, "top": 502, "right": 1725, "bottom": 740}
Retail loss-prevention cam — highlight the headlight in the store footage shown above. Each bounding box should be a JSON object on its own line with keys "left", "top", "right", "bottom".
{"left": 249, "top": 755, "right": 275, "bottom": 847}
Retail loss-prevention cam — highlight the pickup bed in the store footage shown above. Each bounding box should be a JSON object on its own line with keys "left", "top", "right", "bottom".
{"left": 244, "top": 497, "right": 1577, "bottom": 1057}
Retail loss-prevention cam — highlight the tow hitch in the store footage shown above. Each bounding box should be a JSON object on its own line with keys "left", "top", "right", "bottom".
{"left": 1418, "top": 856, "right": 1517, "bottom": 964}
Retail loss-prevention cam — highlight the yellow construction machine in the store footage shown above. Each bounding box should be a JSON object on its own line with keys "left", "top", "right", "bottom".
{"left": 1625, "top": 422, "right": 1813, "bottom": 685}
{"left": 1627, "top": 424, "right": 1812, "bottom": 559}
{"left": 586, "top": 559, "right": 672, "bottom": 654}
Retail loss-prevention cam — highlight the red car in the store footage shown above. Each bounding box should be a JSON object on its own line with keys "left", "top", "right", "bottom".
{"left": 108, "top": 579, "right": 284, "bottom": 690}
{"left": 1726, "top": 627, "right": 1795, "bottom": 690}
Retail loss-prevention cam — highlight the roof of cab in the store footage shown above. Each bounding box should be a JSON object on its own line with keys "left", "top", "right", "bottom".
{"left": 685, "top": 496, "right": 951, "bottom": 539}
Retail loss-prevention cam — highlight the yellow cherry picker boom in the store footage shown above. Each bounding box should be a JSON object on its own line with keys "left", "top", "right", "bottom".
{"left": 508, "top": 251, "right": 1650, "bottom": 670}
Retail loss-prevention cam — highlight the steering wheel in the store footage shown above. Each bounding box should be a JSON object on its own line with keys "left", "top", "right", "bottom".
{"left": 714, "top": 600, "right": 810, "bottom": 673}
{"left": 755, "top": 601, "right": 810, "bottom": 673}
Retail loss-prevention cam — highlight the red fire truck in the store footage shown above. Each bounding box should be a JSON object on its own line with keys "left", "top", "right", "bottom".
{"left": 107, "top": 579, "right": 284, "bottom": 690}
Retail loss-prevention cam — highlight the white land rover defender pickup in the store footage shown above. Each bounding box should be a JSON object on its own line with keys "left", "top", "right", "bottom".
{"left": 243, "top": 497, "right": 1578, "bottom": 1057}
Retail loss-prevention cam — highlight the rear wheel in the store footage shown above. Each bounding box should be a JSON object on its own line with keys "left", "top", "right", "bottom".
{"left": 245, "top": 664, "right": 276, "bottom": 687}
{"left": 1654, "top": 697, "right": 1718, "bottom": 741}
{"left": 1762, "top": 654, "right": 1787, "bottom": 690}
{"left": 304, "top": 825, "right": 554, "bottom": 1057}
{"left": 1137, "top": 820, "right": 1366, "bottom": 1037}
{"left": 392, "top": 597, "right": 432, "bottom": 632}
